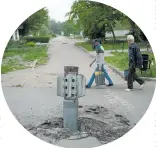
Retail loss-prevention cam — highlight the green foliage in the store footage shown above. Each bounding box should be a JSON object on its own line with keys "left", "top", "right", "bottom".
{"left": 67, "top": 0, "right": 147, "bottom": 42}
{"left": 51, "top": 33, "right": 56, "bottom": 37}
{"left": 38, "top": 25, "right": 50, "bottom": 36}
{"left": 125, "top": 19, "right": 147, "bottom": 42}
{"left": 20, "top": 8, "right": 49, "bottom": 36}
{"left": 23, "top": 36, "right": 50, "bottom": 43}
{"left": 26, "top": 42, "right": 36, "bottom": 47}
{"left": 1, "top": 46, "right": 48, "bottom": 74}
{"left": 1, "top": 65, "right": 26, "bottom": 74}
{"left": 105, "top": 52, "right": 156, "bottom": 77}
{"left": 22, "top": 47, "right": 48, "bottom": 62}
{"left": 75, "top": 42, "right": 93, "bottom": 51}
{"left": 75, "top": 41, "right": 128, "bottom": 51}
{"left": 61, "top": 20, "right": 81, "bottom": 36}
{"left": 105, "top": 52, "right": 129, "bottom": 70}
{"left": 6, "top": 40, "right": 26, "bottom": 49}
{"left": 49, "top": 19, "right": 81, "bottom": 36}
{"left": 49, "top": 20, "right": 62, "bottom": 35}
{"left": 67, "top": 1, "right": 124, "bottom": 39}
{"left": 114, "top": 21, "right": 130, "bottom": 30}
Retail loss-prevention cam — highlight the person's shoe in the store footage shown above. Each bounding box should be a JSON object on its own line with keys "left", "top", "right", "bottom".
{"left": 85, "top": 85, "right": 90, "bottom": 88}
{"left": 106, "top": 84, "right": 113, "bottom": 87}
{"left": 139, "top": 84, "right": 144, "bottom": 89}
{"left": 125, "top": 88, "right": 134, "bottom": 92}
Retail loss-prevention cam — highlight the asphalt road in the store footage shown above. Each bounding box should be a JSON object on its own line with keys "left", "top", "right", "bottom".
{"left": 1, "top": 36, "right": 156, "bottom": 146}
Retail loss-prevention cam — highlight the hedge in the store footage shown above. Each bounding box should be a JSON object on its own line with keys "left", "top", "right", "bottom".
{"left": 23, "top": 36, "right": 50, "bottom": 43}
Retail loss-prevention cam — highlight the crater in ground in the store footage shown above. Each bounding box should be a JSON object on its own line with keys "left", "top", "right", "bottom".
{"left": 24, "top": 105, "right": 133, "bottom": 145}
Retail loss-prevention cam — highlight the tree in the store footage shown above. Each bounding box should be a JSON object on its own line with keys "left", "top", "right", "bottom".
{"left": 38, "top": 25, "right": 50, "bottom": 36}
{"left": 49, "top": 19, "right": 81, "bottom": 36}
{"left": 67, "top": 0, "right": 147, "bottom": 43}
{"left": 20, "top": 8, "right": 49, "bottom": 36}
{"left": 127, "top": 19, "right": 145, "bottom": 42}
{"left": 61, "top": 20, "right": 80, "bottom": 36}
{"left": 49, "top": 20, "right": 62, "bottom": 35}
{"left": 67, "top": 1, "right": 124, "bottom": 41}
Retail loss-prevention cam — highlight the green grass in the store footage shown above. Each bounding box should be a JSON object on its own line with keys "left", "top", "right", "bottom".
{"left": 1, "top": 46, "right": 48, "bottom": 74}
{"left": 75, "top": 41, "right": 129, "bottom": 51}
{"left": 22, "top": 47, "right": 48, "bottom": 64}
{"left": 105, "top": 52, "right": 156, "bottom": 78}
{"left": 105, "top": 52, "right": 129, "bottom": 70}
{"left": 76, "top": 42, "right": 93, "bottom": 51}
{"left": 1, "top": 65, "right": 27, "bottom": 74}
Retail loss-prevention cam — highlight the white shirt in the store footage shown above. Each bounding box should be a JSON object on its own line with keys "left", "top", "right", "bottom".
{"left": 95, "top": 45, "right": 104, "bottom": 68}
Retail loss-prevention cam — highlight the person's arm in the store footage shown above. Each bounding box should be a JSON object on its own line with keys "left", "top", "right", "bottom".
{"left": 129, "top": 48, "right": 135, "bottom": 69}
{"left": 90, "top": 58, "right": 96, "bottom": 67}
{"left": 136, "top": 48, "right": 143, "bottom": 68}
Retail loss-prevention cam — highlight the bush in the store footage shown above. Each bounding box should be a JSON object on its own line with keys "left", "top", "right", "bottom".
{"left": 23, "top": 36, "right": 50, "bottom": 43}
{"left": 26, "top": 42, "right": 36, "bottom": 47}
{"left": 51, "top": 33, "right": 56, "bottom": 37}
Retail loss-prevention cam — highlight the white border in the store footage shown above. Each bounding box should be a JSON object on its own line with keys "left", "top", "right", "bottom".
{"left": 0, "top": 0, "right": 156, "bottom": 149}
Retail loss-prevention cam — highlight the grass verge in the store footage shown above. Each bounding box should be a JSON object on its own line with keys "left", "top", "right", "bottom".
{"left": 75, "top": 41, "right": 148, "bottom": 51}
{"left": 1, "top": 46, "right": 48, "bottom": 74}
{"left": 105, "top": 52, "right": 156, "bottom": 78}
{"left": 75, "top": 42, "right": 129, "bottom": 51}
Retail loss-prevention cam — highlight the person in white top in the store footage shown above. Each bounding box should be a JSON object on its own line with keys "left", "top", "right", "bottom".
{"left": 86, "top": 40, "right": 113, "bottom": 88}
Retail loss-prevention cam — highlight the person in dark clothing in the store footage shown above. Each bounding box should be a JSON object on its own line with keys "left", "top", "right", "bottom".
{"left": 125, "top": 35, "right": 145, "bottom": 92}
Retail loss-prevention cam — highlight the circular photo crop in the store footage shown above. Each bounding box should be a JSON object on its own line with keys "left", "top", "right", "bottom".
{"left": 1, "top": 0, "right": 156, "bottom": 148}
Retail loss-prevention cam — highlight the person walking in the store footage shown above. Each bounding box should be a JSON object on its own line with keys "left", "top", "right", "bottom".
{"left": 125, "top": 35, "right": 145, "bottom": 92}
{"left": 86, "top": 40, "right": 113, "bottom": 88}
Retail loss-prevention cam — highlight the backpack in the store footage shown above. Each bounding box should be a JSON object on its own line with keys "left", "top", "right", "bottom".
{"left": 135, "top": 47, "right": 143, "bottom": 68}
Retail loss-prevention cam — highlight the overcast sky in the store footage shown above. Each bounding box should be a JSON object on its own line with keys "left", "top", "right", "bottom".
{"left": 46, "top": 0, "right": 75, "bottom": 22}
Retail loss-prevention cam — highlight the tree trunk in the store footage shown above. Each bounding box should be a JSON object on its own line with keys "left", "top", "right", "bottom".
{"left": 129, "top": 19, "right": 143, "bottom": 42}
{"left": 135, "top": 27, "right": 143, "bottom": 43}
{"left": 109, "top": 23, "right": 116, "bottom": 50}
{"left": 102, "top": 24, "right": 106, "bottom": 42}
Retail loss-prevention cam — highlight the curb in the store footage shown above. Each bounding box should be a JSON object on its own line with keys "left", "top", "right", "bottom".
{"left": 76, "top": 45, "right": 156, "bottom": 81}
{"left": 77, "top": 46, "right": 95, "bottom": 58}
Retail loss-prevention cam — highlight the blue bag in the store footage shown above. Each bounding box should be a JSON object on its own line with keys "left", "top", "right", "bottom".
{"left": 124, "top": 70, "right": 129, "bottom": 81}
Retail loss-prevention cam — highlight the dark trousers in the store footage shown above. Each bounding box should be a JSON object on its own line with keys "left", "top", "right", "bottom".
{"left": 127, "top": 68, "right": 144, "bottom": 89}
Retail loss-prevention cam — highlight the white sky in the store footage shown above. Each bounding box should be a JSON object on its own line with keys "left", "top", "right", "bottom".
{"left": 46, "top": 0, "right": 75, "bottom": 22}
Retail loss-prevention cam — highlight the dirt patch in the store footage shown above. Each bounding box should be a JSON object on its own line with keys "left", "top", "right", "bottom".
{"left": 24, "top": 105, "right": 133, "bottom": 145}
{"left": 78, "top": 117, "right": 130, "bottom": 144}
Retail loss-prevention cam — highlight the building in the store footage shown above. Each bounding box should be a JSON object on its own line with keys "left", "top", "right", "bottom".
{"left": 11, "top": 25, "right": 24, "bottom": 41}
